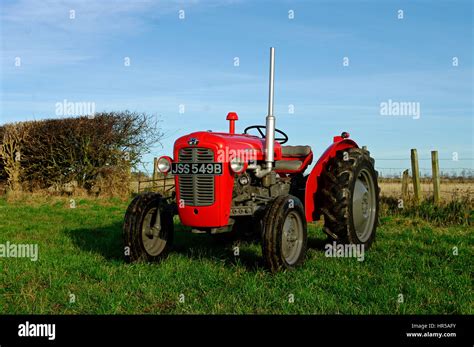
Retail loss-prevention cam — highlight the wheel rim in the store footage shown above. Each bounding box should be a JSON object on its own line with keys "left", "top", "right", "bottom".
{"left": 281, "top": 211, "right": 304, "bottom": 265}
{"left": 352, "top": 168, "right": 377, "bottom": 242}
{"left": 141, "top": 207, "right": 166, "bottom": 256}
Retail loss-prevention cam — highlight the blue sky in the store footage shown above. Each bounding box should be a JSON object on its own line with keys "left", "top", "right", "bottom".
{"left": 1, "top": 0, "right": 472, "bottom": 176}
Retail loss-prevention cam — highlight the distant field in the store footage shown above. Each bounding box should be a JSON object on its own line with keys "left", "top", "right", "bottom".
{"left": 379, "top": 179, "right": 473, "bottom": 201}
{"left": 0, "top": 196, "right": 472, "bottom": 314}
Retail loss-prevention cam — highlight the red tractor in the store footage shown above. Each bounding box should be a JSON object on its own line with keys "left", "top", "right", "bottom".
{"left": 124, "top": 48, "right": 380, "bottom": 272}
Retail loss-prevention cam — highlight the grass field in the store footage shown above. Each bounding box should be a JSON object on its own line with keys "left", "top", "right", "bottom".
{"left": 0, "top": 196, "right": 472, "bottom": 314}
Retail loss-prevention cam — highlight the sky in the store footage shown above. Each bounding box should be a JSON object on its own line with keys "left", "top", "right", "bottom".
{"left": 0, "top": 0, "right": 472, "bottom": 176}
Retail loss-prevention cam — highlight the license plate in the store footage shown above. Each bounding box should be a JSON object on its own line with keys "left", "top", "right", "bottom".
{"left": 171, "top": 162, "right": 223, "bottom": 175}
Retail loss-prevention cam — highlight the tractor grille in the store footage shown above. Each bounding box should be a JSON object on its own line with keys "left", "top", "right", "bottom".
{"left": 178, "top": 147, "right": 215, "bottom": 206}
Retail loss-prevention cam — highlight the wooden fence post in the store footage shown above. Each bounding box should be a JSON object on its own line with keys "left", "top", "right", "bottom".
{"left": 401, "top": 169, "right": 409, "bottom": 201}
{"left": 411, "top": 149, "right": 421, "bottom": 204}
{"left": 431, "top": 150, "right": 440, "bottom": 205}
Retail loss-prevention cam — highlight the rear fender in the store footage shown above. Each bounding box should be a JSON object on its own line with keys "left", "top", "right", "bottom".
{"left": 304, "top": 138, "right": 358, "bottom": 222}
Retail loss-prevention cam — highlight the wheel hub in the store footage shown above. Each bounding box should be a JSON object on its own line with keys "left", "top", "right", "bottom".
{"left": 141, "top": 207, "right": 166, "bottom": 256}
{"left": 281, "top": 211, "right": 304, "bottom": 265}
{"left": 352, "top": 169, "right": 377, "bottom": 243}
{"left": 361, "top": 191, "right": 369, "bottom": 218}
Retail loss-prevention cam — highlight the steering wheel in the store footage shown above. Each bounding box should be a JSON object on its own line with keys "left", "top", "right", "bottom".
{"left": 244, "top": 125, "right": 289, "bottom": 144}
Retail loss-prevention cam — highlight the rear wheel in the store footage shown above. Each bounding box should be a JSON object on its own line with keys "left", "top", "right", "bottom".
{"left": 123, "top": 192, "right": 174, "bottom": 262}
{"left": 262, "top": 195, "right": 307, "bottom": 272}
{"left": 319, "top": 147, "right": 379, "bottom": 248}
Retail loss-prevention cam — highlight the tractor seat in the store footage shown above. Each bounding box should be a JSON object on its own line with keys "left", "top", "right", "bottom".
{"left": 281, "top": 145, "right": 312, "bottom": 157}
{"left": 275, "top": 160, "right": 303, "bottom": 171}
{"left": 275, "top": 145, "right": 313, "bottom": 173}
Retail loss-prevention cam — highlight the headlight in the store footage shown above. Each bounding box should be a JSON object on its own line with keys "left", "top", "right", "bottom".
{"left": 230, "top": 157, "right": 247, "bottom": 174}
{"left": 157, "top": 156, "right": 172, "bottom": 173}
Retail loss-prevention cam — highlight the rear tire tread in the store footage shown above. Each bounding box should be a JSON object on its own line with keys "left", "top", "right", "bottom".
{"left": 319, "top": 148, "right": 379, "bottom": 247}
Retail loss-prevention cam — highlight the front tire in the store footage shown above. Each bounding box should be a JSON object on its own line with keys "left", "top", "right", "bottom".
{"left": 319, "top": 147, "right": 379, "bottom": 248}
{"left": 123, "top": 192, "right": 174, "bottom": 262}
{"left": 262, "top": 195, "right": 308, "bottom": 272}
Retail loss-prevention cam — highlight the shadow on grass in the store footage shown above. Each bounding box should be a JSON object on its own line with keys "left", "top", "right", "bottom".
{"left": 65, "top": 221, "right": 329, "bottom": 271}
{"left": 64, "top": 222, "right": 265, "bottom": 271}
{"left": 64, "top": 222, "right": 124, "bottom": 261}
{"left": 173, "top": 225, "right": 265, "bottom": 271}
{"left": 307, "top": 237, "right": 330, "bottom": 251}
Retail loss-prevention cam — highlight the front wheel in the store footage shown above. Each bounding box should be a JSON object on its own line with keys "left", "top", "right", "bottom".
{"left": 123, "top": 192, "right": 174, "bottom": 262}
{"left": 262, "top": 195, "right": 308, "bottom": 272}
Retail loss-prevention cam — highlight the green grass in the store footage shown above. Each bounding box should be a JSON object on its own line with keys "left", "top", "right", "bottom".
{"left": 0, "top": 196, "right": 472, "bottom": 314}
{"left": 380, "top": 196, "right": 473, "bottom": 226}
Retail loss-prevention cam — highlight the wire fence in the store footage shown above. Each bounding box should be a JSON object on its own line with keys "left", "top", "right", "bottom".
{"left": 375, "top": 158, "right": 473, "bottom": 178}
{"left": 377, "top": 168, "right": 473, "bottom": 179}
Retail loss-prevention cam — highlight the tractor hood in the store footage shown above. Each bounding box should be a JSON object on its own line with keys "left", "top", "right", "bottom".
{"left": 173, "top": 131, "right": 282, "bottom": 163}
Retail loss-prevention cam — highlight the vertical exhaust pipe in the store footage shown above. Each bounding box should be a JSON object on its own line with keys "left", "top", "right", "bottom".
{"left": 265, "top": 47, "right": 276, "bottom": 171}
{"left": 256, "top": 47, "right": 276, "bottom": 178}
